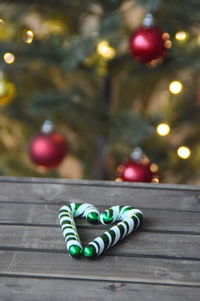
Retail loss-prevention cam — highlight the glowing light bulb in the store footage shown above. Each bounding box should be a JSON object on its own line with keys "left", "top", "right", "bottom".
{"left": 156, "top": 123, "right": 170, "bottom": 136}
{"left": 0, "top": 18, "right": 4, "bottom": 24}
{"left": 97, "top": 41, "right": 116, "bottom": 60}
{"left": 169, "top": 81, "right": 183, "bottom": 94}
{"left": 25, "top": 30, "right": 34, "bottom": 44}
{"left": 175, "top": 31, "right": 188, "bottom": 41}
{"left": 115, "top": 177, "right": 123, "bottom": 182}
{"left": 151, "top": 177, "right": 159, "bottom": 183}
{"left": 150, "top": 163, "right": 159, "bottom": 173}
{"left": 3, "top": 52, "right": 15, "bottom": 64}
{"left": 177, "top": 146, "right": 191, "bottom": 159}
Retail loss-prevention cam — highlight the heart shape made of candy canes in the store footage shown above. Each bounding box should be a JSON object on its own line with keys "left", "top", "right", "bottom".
{"left": 59, "top": 202, "right": 143, "bottom": 259}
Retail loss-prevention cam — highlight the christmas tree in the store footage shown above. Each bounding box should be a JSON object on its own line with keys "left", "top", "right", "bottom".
{"left": 0, "top": 0, "right": 199, "bottom": 184}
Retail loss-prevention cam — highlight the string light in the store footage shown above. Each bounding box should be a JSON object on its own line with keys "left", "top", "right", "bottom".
{"left": 25, "top": 30, "right": 34, "bottom": 44}
{"left": 115, "top": 177, "right": 123, "bottom": 182}
{"left": 177, "top": 146, "right": 191, "bottom": 159}
{"left": 150, "top": 163, "right": 159, "bottom": 173}
{"left": 156, "top": 123, "right": 170, "bottom": 136}
{"left": 169, "top": 81, "right": 183, "bottom": 94}
{"left": 162, "top": 32, "right": 172, "bottom": 49}
{"left": 151, "top": 177, "right": 159, "bottom": 183}
{"left": 175, "top": 31, "right": 189, "bottom": 41}
{"left": 3, "top": 52, "right": 15, "bottom": 64}
{"left": 97, "top": 41, "right": 116, "bottom": 60}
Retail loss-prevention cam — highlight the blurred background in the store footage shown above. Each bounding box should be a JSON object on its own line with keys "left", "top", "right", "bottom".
{"left": 0, "top": 0, "right": 199, "bottom": 184}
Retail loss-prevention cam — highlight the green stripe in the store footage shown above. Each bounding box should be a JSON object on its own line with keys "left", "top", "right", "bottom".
{"left": 93, "top": 240, "right": 101, "bottom": 252}
{"left": 101, "top": 233, "right": 110, "bottom": 249}
{"left": 123, "top": 220, "right": 130, "bottom": 235}
{"left": 132, "top": 215, "right": 139, "bottom": 228}
{"left": 108, "top": 229, "right": 116, "bottom": 244}
{"left": 118, "top": 223, "right": 126, "bottom": 239}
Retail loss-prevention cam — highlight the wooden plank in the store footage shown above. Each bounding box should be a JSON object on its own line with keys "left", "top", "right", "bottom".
{"left": 0, "top": 250, "right": 200, "bottom": 286}
{"left": 1, "top": 277, "right": 200, "bottom": 301}
{"left": 0, "top": 179, "right": 199, "bottom": 210}
{"left": 0, "top": 225, "right": 200, "bottom": 259}
{"left": 1, "top": 176, "right": 200, "bottom": 191}
{"left": 0, "top": 203, "right": 200, "bottom": 234}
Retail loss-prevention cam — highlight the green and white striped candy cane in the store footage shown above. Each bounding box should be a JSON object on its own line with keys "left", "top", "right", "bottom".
{"left": 84, "top": 206, "right": 143, "bottom": 258}
{"left": 59, "top": 202, "right": 100, "bottom": 258}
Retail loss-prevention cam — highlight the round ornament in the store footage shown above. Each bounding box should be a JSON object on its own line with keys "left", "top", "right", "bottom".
{"left": 130, "top": 26, "right": 168, "bottom": 63}
{"left": 29, "top": 122, "right": 68, "bottom": 168}
{"left": 117, "top": 159, "right": 154, "bottom": 183}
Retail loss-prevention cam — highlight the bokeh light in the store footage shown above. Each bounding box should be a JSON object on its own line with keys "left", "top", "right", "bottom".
{"left": 157, "top": 123, "right": 170, "bottom": 136}
{"left": 177, "top": 146, "right": 191, "bottom": 159}
{"left": 169, "top": 81, "right": 183, "bottom": 94}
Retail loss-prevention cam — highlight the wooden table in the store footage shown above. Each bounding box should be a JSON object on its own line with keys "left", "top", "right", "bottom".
{"left": 0, "top": 177, "right": 200, "bottom": 300}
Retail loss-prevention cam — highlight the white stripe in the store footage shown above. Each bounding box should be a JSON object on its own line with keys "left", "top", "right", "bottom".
{"left": 61, "top": 224, "right": 75, "bottom": 232}
{"left": 94, "top": 237, "right": 105, "bottom": 255}
{"left": 60, "top": 216, "right": 74, "bottom": 225}
{"left": 89, "top": 242, "right": 99, "bottom": 254}
{"left": 63, "top": 228, "right": 78, "bottom": 237}
{"left": 104, "top": 231, "right": 112, "bottom": 248}
{"left": 125, "top": 217, "right": 135, "bottom": 235}
{"left": 60, "top": 205, "right": 71, "bottom": 212}
{"left": 112, "top": 206, "right": 120, "bottom": 222}
{"left": 133, "top": 214, "right": 140, "bottom": 229}
{"left": 100, "top": 212, "right": 108, "bottom": 224}
{"left": 70, "top": 203, "right": 76, "bottom": 213}
{"left": 67, "top": 240, "right": 82, "bottom": 249}
{"left": 118, "top": 221, "right": 128, "bottom": 239}
{"left": 75, "top": 203, "right": 89, "bottom": 217}
{"left": 110, "top": 225, "right": 121, "bottom": 246}
{"left": 120, "top": 206, "right": 130, "bottom": 219}
{"left": 65, "top": 234, "right": 79, "bottom": 241}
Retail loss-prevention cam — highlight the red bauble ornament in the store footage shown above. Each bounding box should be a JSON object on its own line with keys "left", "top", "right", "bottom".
{"left": 117, "top": 159, "right": 154, "bottom": 182}
{"left": 130, "top": 26, "right": 168, "bottom": 63}
{"left": 29, "top": 131, "right": 68, "bottom": 168}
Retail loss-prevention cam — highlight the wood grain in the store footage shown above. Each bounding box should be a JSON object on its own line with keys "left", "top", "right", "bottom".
{"left": 0, "top": 177, "right": 200, "bottom": 300}
{"left": 0, "top": 250, "right": 200, "bottom": 286}
{"left": 1, "top": 277, "right": 200, "bottom": 301}
{"left": 0, "top": 178, "right": 199, "bottom": 210}
{"left": 0, "top": 203, "right": 200, "bottom": 234}
{"left": 0, "top": 225, "right": 200, "bottom": 260}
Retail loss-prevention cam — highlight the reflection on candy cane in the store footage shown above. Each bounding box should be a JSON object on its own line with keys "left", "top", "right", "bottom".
{"left": 84, "top": 206, "right": 143, "bottom": 258}
{"left": 59, "top": 202, "right": 100, "bottom": 257}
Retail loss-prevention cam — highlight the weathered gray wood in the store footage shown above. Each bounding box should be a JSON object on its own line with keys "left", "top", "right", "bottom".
{"left": 0, "top": 178, "right": 199, "bottom": 210}
{"left": 0, "top": 176, "right": 200, "bottom": 300}
{"left": 0, "top": 250, "right": 200, "bottom": 286}
{"left": 1, "top": 277, "right": 200, "bottom": 301}
{"left": 1, "top": 176, "right": 199, "bottom": 191}
{"left": 1, "top": 203, "right": 200, "bottom": 234}
{"left": 0, "top": 225, "right": 200, "bottom": 260}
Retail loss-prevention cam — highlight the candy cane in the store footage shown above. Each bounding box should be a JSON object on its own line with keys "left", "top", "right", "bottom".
{"left": 59, "top": 202, "right": 100, "bottom": 257}
{"left": 84, "top": 206, "right": 143, "bottom": 258}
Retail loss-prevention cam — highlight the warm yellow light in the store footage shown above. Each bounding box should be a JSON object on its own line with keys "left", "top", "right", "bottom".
{"left": 157, "top": 123, "right": 170, "bottom": 136}
{"left": 169, "top": 81, "right": 183, "bottom": 94}
{"left": 175, "top": 31, "right": 188, "bottom": 41}
{"left": 151, "top": 177, "right": 159, "bottom": 183}
{"left": 164, "top": 40, "right": 172, "bottom": 49}
{"left": 97, "top": 41, "right": 116, "bottom": 60}
{"left": 0, "top": 18, "right": 4, "bottom": 24}
{"left": 115, "top": 177, "right": 123, "bottom": 182}
{"left": 150, "top": 163, "right": 159, "bottom": 173}
{"left": 25, "top": 30, "right": 34, "bottom": 44}
{"left": 3, "top": 52, "right": 15, "bottom": 64}
{"left": 177, "top": 146, "right": 191, "bottom": 159}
